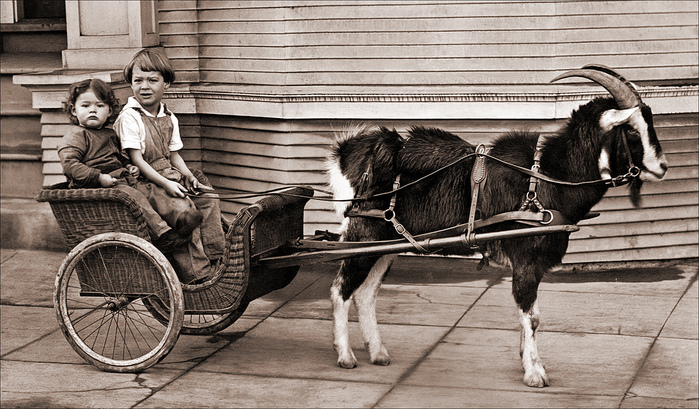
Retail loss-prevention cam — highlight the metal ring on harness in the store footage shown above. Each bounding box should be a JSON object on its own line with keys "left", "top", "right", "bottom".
{"left": 526, "top": 191, "right": 537, "bottom": 201}
{"left": 384, "top": 209, "right": 395, "bottom": 221}
{"left": 628, "top": 166, "right": 641, "bottom": 178}
{"left": 540, "top": 210, "right": 554, "bottom": 225}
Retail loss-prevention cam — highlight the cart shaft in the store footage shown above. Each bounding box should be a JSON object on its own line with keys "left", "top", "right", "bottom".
{"left": 258, "top": 224, "right": 579, "bottom": 268}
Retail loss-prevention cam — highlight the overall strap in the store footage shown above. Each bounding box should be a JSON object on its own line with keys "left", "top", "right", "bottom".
{"left": 133, "top": 107, "right": 174, "bottom": 167}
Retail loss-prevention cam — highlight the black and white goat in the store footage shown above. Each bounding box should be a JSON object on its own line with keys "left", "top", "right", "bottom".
{"left": 326, "top": 66, "right": 668, "bottom": 387}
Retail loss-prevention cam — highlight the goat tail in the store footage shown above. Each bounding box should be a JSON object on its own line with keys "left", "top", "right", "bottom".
{"left": 332, "top": 122, "right": 376, "bottom": 147}
{"left": 326, "top": 123, "right": 372, "bottom": 215}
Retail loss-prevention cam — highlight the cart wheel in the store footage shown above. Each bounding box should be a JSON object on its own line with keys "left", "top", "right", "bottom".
{"left": 144, "top": 298, "right": 248, "bottom": 335}
{"left": 54, "top": 232, "right": 184, "bottom": 372}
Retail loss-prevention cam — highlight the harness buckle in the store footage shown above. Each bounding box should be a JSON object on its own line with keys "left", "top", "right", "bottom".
{"left": 394, "top": 223, "right": 406, "bottom": 235}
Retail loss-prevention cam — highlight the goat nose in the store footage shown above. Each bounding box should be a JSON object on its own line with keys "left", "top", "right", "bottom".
{"left": 660, "top": 162, "right": 668, "bottom": 172}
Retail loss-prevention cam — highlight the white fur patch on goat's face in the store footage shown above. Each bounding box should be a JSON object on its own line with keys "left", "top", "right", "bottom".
{"left": 599, "top": 107, "right": 668, "bottom": 181}
{"left": 627, "top": 109, "right": 668, "bottom": 181}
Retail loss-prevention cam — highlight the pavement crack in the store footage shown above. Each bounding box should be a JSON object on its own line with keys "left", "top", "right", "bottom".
{"left": 415, "top": 293, "right": 469, "bottom": 307}
{"left": 134, "top": 373, "right": 155, "bottom": 394}
{"left": 5, "top": 385, "right": 145, "bottom": 394}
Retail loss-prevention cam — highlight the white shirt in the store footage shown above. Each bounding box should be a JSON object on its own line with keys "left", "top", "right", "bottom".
{"left": 114, "top": 97, "right": 183, "bottom": 154}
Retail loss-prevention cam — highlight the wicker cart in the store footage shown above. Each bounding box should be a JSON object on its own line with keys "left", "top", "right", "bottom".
{"left": 37, "top": 170, "right": 313, "bottom": 372}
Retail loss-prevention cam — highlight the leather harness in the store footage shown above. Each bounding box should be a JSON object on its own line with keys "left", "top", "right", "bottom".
{"left": 345, "top": 135, "right": 572, "bottom": 264}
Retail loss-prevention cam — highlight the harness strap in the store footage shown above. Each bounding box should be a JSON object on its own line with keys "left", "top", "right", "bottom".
{"left": 295, "top": 209, "right": 573, "bottom": 251}
{"left": 465, "top": 145, "right": 490, "bottom": 249}
{"left": 383, "top": 175, "right": 428, "bottom": 253}
{"left": 620, "top": 129, "right": 640, "bottom": 177}
{"left": 527, "top": 135, "right": 546, "bottom": 196}
{"left": 344, "top": 209, "right": 569, "bottom": 232}
{"left": 518, "top": 135, "right": 554, "bottom": 223}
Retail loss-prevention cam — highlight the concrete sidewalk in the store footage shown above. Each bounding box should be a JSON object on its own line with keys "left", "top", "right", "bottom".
{"left": 1, "top": 248, "right": 697, "bottom": 408}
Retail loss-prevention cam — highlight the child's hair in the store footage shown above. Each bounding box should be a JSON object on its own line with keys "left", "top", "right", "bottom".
{"left": 63, "top": 78, "right": 120, "bottom": 126}
{"left": 123, "top": 48, "right": 176, "bottom": 84}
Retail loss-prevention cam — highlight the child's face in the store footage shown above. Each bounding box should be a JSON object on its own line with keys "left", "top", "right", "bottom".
{"left": 130, "top": 66, "right": 169, "bottom": 113}
{"left": 72, "top": 90, "right": 111, "bottom": 129}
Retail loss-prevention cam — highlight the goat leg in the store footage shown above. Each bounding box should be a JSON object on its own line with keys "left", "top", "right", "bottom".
{"left": 512, "top": 263, "right": 550, "bottom": 388}
{"left": 353, "top": 255, "right": 395, "bottom": 366}
{"left": 331, "top": 266, "right": 357, "bottom": 369}
{"left": 519, "top": 300, "right": 549, "bottom": 387}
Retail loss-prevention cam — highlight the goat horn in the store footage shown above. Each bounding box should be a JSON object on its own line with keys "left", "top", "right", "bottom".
{"left": 582, "top": 64, "right": 643, "bottom": 102}
{"left": 550, "top": 67, "right": 640, "bottom": 109}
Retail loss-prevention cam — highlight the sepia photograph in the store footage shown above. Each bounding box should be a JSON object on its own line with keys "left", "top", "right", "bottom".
{"left": 1, "top": 1, "right": 697, "bottom": 407}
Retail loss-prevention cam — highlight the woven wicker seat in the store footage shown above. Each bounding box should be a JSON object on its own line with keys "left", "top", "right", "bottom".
{"left": 37, "top": 173, "right": 314, "bottom": 314}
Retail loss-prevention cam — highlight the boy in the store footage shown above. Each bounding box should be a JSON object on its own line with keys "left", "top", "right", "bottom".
{"left": 115, "top": 49, "right": 225, "bottom": 283}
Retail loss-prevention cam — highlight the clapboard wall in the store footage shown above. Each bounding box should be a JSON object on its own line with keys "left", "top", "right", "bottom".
{"left": 159, "top": 1, "right": 698, "bottom": 88}
{"left": 154, "top": 0, "right": 699, "bottom": 265}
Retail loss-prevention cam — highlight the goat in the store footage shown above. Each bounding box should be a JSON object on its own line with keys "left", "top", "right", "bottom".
{"left": 326, "top": 66, "right": 668, "bottom": 387}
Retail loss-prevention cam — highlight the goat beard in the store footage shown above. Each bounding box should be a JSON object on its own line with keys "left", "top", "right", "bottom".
{"left": 629, "top": 178, "right": 643, "bottom": 207}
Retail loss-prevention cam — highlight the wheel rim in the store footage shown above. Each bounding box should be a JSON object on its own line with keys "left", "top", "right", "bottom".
{"left": 55, "top": 234, "right": 182, "bottom": 369}
{"left": 143, "top": 296, "right": 245, "bottom": 333}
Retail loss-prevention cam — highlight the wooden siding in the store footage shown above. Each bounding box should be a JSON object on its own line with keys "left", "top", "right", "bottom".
{"left": 152, "top": 0, "right": 699, "bottom": 264}
{"left": 198, "top": 116, "right": 337, "bottom": 233}
{"left": 160, "top": 1, "right": 698, "bottom": 88}
{"left": 156, "top": 0, "right": 200, "bottom": 83}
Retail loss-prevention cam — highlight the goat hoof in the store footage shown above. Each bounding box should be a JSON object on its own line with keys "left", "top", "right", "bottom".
{"left": 337, "top": 349, "right": 357, "bottom": 369}
{"left": 523, "top": 366, "right": 550, "bottom": 388}
{"left": 338, "top": 359, "right": 357, "bottom": 369}
{"left": 371, "top": 346, "right": 391, "bottom": 366}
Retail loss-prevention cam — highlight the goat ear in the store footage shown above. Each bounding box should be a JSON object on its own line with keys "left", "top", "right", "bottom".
{"left": 599, "top": 107, "right": 639, "bottom": 132}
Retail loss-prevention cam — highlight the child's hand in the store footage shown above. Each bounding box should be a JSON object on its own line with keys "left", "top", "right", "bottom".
{"left": 163, "top": 180, "right": 187, "bottom": 198}
{"left": 184, "top": 175, "right": 215, "bottom": 194}
{"left": 127, "top": 165, "right": 140, "bottom": 178}
{"left": 98, "top": 173, "right": 117, "bottom": 187}
{"left": 186, "top": 175, "right": 201, "bottom": 191}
